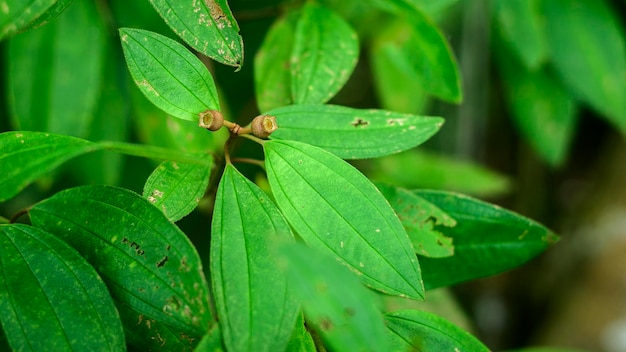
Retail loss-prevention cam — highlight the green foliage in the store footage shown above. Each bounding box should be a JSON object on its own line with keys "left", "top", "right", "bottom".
{"left": 1, "top": 0, "right": 590, "bottom": 350}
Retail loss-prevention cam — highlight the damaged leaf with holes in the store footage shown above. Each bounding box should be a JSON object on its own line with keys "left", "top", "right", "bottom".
{"left": 29, "top": 185, "right": 214, "bottom": 351}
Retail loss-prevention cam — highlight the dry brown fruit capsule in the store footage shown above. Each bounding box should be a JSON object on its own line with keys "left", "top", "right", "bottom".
{"left": 251, "top": 115, "right": 278, "bottom": 138}
{"left": 198, "top": 109, "right": 224, "bottom": 131}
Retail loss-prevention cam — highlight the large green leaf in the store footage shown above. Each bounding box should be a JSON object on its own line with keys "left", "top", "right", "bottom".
{"left": 267, "top": 104, "right": 443, "bottom": 159}
{"left": 211, "top": 165, "right": 299, "bottom": 352}
{"left": 30, "top": 186, "right": 214, "bottom": 350}
{"left": 7, "top": 0, "right": 105, "bottom": 136}
{"left": 414, "top": 190, "right": 559, "bottom": 289}
{"left": 385, "top": 310, "right": 488, "bottom": 351}
{"left": 291, "top": 2, "right": 359, "bottom": 104}
{"left": 0, "top": 0, "right": 56, "bottom": 39}
{"left": 0, "top": 224, "right": 124, "bottom": 351}
{"left": 543, "top": 0, "right": 626, "bottom": 131}
{"left": 119, "top": 28, "right": 220, "bottom": 122}
{"left": 149, "top": 0, "right": 243, "bottom": 68}
{"left": 264, "top": 140, "right": 424, "bottom": 300}
{"left": 280, "top": 243, "right": 388, "bottom": 352}
{"left": 254, "top": 11, "right": 297, "bottom": 112}
{"left": 0, "top": 131, "right": 100, "bottom": 202}
{"left": 143, "top": 161, "right": 213, "bottom": 222}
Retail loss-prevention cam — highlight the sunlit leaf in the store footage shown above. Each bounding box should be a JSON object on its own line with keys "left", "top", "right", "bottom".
{"left": 264, "top": 140, "right": 424, "bottom": 300}
{"left": 0, "top": 131, "right": 100, "bottom": 202}
{"left": 7, "top": 0, "right": 105, "bottom": 136}
{"left": 280, "top": 243, "right": 388, "bottom": 352}
{"left": 211, "top": 165, "right": 299, "bottom": 352}
{"left": 415, "top": 190, "right": 559, "bottom": 289}
{"left": 30, "top": 185, "right": 214, "bottom": 350}
{"left": 291, "top": 2, "right": 359, "bottom": 104}
{"left": 143, "top": 161, "right": 212, "bottom": 222}
{"left": 0, "top": 0, "right": 57, "bottom": 39}
{"left": 377, "top": 183, "right": 456, "bottom": 258}
{"left": 149, "top": 0, "right": 243, "bottom": 68}
{"left": 254, "top": 11, "right": 297, "bottom": 112}
{"left": 119, "top": 28, "right": 220, "bottom": 122}
{"left": 268, "top": 104, "right": 443, "bottom": 159}
{"left": 543, "top": 0, "right": 626, "bottom": 131}
{"left": 0, "top": 224, "right": 124, "bottom": 351}
{"left": 386, "top": 309, "right": 489, "bottom": 351}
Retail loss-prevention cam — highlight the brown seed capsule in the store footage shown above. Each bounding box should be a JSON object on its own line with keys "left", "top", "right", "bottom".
{"left": 198, "top": 109, "right": 224, "bottom": 131}
{"left": 251, "top": 115, "right": 278, "bottom": 138}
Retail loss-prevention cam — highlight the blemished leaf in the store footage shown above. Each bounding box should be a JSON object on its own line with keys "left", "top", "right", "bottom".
{"left": 149, "top": 0, "right": 243, "bottom": 68}
{"left": 0, "top": 0, "right": 56, "bottom": 39}
{"left": 30, "top": 185, "right": 214, "bottom": 350}
{"left": 376, "top": 183, "right": 456, "bottom": 258}
{"left": 7, "top": 0, "right": 105, "bottom": 136}
{"left": 543, "top": 0, "right": 626, "bottom": 131}
{"left": 285, "top": 314, "right": 316, "bottom": 352}
{"left": 254, "top": 11, "right": 297, "bottom": 112}
{"left": 0, "top": 131, "right": 100, "bottom": 202}
{"left": 264, "top": 140, "right": 424, "bottom": 300}
{"left": 372, "top": 7, "right": 461, "bottom": 103}
{"left": 414, "top": 190, "right": 559, "bottom": 289}
{"left": 279, "top": 243, "right": 388, "bottom": 352}
{"left": 211, "top": 165, "right": 299, "bottom": 352}
{"left": 385, "top": 309, "right": 489, "bottom": 351}
{"left": 0, "top": 224, "right": 125, "bottom": 351}
{"left": 496, "top": 42, "right": 578, "bottom": 167}
{"left": 19, "top": 0, "right": 73, "bottom": 32}
{"left": 119, "top": 28, "right": 220, "bottom": 122}
{"left": 367, "top": 150, "right": 511, "bottom": 197}
{"left": 493, "top": 0, "right": 548, "bottom": 69}
{"left": 143, "top": 161, "right": 212, "bottom": 222}
{"left": 268, "top": 104, "right": 443, "bottom": 159}
{"left": 291, "top": 2, "right": 359, "bottom": 104}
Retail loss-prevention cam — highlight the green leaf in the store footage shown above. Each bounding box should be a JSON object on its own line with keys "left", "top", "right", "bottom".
{"left": 372, "top": 8, "right": 462, "bottom": 103}
{"left": 0, "top": 0, "right": 56, "bottom": 39}
{"left": 0, "top": 131, "right": 100, "bottom": 202}
{"left": 98, "top": 141, "right": 211, "bottom": 165}
{"left": 414, "top": 190, "right": 559, "bottom": 289}
{"left": 0, "top": 224, "right": 124, "bottom": 351}
{"left": 268, "top": 104, "right": 443, "bottom": 159}
{"left": 194, "top": 325, "right": 225, "bottom": 352}
{"left": 264, "top": 140, "right": 424, "bottom": 300}
{"left": 7, "top": 0, "right": 105, "bottom": 136}
{"left": 149, "top": 0, "right": 243, "bottom": 68}
{"left": 543, "top": 0, "right": 626, "bottom": 131}
{"left": 30, "top": 185, "right": 214, "bottom": 350}
{"left": 285, "top": 314, "right": 316, "bottom": 352}
{"left": 280, "top": 243, "right": 388, "bottom": 352}
{"left": 493, "top": 0, "right": 548, "bottom": 69}
{"left": 367, "top": 150, "right": 511, "bottom": 197}
{"left": 385, "top": 309, "right": 488, "bottom": 351}
{"left": 211, "top": 165, "right": 299, "bottom": 352}
{"left": 119, "top": 28, "right": 220, "bottom": 122}
{"left": 376, "top": 183, "right": 456, "bottom": 258}
{"left": 496, "top": 42, "right": 578, "bottom": 167}
{"left": 19, "top": 0, "right": 73, "bottom": 32}
{"left": 143, "top": 161, "right": 212, "bottom": 222}
{"left": 254, "top": 12, "right": 297, "bottom": 112}
{"left": 291, "top": 2, "right": 359, "bottom": 104}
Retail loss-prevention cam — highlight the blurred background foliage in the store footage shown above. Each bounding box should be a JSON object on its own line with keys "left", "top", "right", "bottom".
{"left": 2, "top": 0, "right": 626, "bottom": 350}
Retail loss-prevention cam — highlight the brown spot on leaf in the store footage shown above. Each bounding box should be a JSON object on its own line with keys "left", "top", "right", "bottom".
{"left": 156, "top": 256, "right": 169, "bottom": 268}
{"left": 351, "top": 118, "right": 369, "bottom": 128}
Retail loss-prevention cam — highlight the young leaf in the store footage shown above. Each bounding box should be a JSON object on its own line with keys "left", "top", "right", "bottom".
{"left": 291, "top": 2, "right": 359, "bottom": 104}
{"left": 543, "top": 0, "right": 626, "bottom": 131}
{"left": 18, "top": 0, "right": 73, "bottom": 32}
{"left": 143, "top": 161, "right": 213, "bottom": 222}
{"left": 267, "top": 104, "right": 443, "bottom": 159}
{"left": 264, "top": 140, "right": 424, "bottom": 300}
{"left": 414, "top": 190, "right": 559, "bottom": 289}
{"left": 279, "top": 243, "right": 388, "bottom": 352}
{"left": 0, "top": 131, "right": 100, "bottom": 202}
{"left": 285, "top": 314, "right": 316, "bottom": 352}
{"left": 0, "top": 224, "right": 124, "bottom": 351}
{"left": 194, "top": 325, "right": 225, "bottom": 352}
{"left": 0, "top": 0, "right": 56, "bottom": 39}
{"left": 149, "top": 0, "right": 243, "bottom": 68}
{"left": 254, "top": 12, "right": 297, "bottom": 112}
{"left": 376, "top": 183, "right": 456, "bottom": 258}
{"left": 385, "top": 309, "right": 489, "bottom": 351}
{"left": 119, "top": 28, "right": 220, "bottom": 122}
{"left": 211, "top": 165, "right": 299, "bottom": 352}
{"left": 29, "top": 185, "right": 214, "bottom": 350}
{"left": 7, "top": 0, "right": 105, "bottom": 137}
